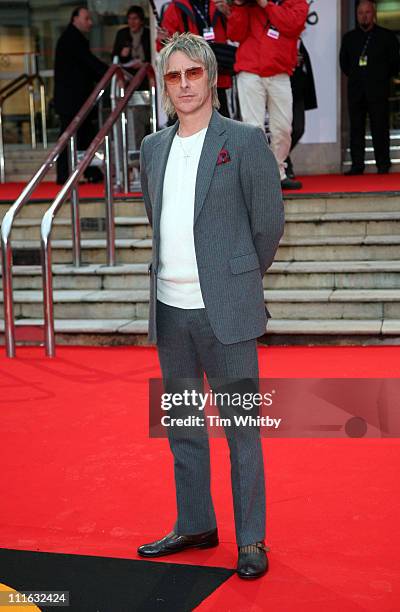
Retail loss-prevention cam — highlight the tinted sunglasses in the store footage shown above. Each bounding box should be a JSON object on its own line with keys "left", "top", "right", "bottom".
{"left": 164, "top": 66, "right": 205, "bottom": 84}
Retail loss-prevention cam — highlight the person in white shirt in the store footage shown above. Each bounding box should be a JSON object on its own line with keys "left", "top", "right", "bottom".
{"left": 137, "top": 32, "right": 284, "bottom": 579}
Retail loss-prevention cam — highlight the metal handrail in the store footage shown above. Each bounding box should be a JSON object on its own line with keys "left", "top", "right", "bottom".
{"left": 0, "top": 72, "right": 47, "bottom": 183}
{"left": 41, "top": 65, "right": 153, "bottom": 358}
{"left": 1, "top": 63, "right": 138, "bottom": 358}
{"left": 110, "top": 58, "right": 158, "bottom": 192}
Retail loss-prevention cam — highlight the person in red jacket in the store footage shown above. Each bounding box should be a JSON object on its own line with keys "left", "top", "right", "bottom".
{"left": 157, "top": 0, "right": 232, "bottom": 116}
{"left": 227, "top": 0, "right": 308, "bottom": 189}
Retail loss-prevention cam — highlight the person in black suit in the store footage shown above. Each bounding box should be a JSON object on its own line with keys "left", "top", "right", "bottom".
{"left": 54, "top": 6, "right": 108, "bottom": 184}
{"left": 286, "top": 39, "right": 317, "bottom": 179}
{"left": 340, "top": 0, "right": 400, "bottom": 175}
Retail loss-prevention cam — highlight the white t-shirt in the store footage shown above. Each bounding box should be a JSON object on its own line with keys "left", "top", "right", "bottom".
{"left": 157, "top": 127, "right": 207, "bottom": 309}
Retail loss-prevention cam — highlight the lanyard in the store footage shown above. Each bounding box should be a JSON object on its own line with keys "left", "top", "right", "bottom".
{"left": 265, "top": 0, "right": 284, "bottom": 30}
{"left": 191, "top": 0, "right": 210, "bottom": 28}
{"left": 360, "top": 31, "right": 372, "bottom": 58}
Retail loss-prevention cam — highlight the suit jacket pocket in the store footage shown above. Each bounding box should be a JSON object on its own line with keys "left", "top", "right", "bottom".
{"left": 229, "top": 252, "right": 260, "bottom": 274}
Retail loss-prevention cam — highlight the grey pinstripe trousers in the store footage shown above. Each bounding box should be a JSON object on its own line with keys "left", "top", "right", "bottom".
{"left": 156, "top": 300, "right": 266, "bottom": 547}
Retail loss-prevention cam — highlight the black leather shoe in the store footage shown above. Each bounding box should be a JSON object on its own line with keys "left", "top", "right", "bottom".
{"left": 281, "top": 177, "right": 302, "bottom": 190}
{"left": 137, "top": 528, "right": 219, "bottom": 558}
{"left": 344, "top": 167, "right": 364, "bottom": 176}
{"left": 377, "top": 166, "right": 390, "bottom": 174}
{"left": 237, "top": 542, "right": 269, "bottom": 579}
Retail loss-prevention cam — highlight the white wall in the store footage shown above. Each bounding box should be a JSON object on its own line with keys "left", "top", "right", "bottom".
{"left": 301, "top": 0, "right": 340, "bottom": 144}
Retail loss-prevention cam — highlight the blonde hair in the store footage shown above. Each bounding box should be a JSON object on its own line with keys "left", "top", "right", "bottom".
{"left": 158, "top": 32, "right": 220, "bottom": 118}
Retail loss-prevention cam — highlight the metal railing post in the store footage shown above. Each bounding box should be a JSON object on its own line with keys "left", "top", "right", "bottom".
{"left": 0, "top": 106, "right": 5, "bottom": 183}
{"left": 98, "top": 97, "right": 104, "bottom": 129}
{"left": 1, "top": 224, "right": 16, "bottom": 358}
{"left": 68, "top": 135, "right": 81, "bottom": 267}
{"left": 104, "top": 134, "right": 115, "bottom": 266}
{"left": 41, "top": 233, "right": 56, "bottom": 358}
{"left": 39, "top": 81, "right": 47, "bottom": 148}
{"left": 28, "top": 83, "right": 36, "bottom": 149}
{"left": 2, "top": 64, "right": 149, "bottom": 357}
{"left": 111, "top": 57, "right": 122, "bottom": 191}
{"left": 111, "top": 74, "right": 122, "bottom": 191}
{"left": 120, "top": 86, "right": 129, "bottom": 193}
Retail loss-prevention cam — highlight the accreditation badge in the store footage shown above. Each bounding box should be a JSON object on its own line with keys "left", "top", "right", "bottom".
{"left": 359, "top": 55, "right": 368, "bottom": 67}
{"left": 203, "top": 27, "right": 215, "bottom": 41}
{"left": 267, "top": 26, "right": 280, "bottom": 40}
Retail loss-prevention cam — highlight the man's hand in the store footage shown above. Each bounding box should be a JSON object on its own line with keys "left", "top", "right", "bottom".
{"left": 131, "top": 59, "right": 144, "bottom": 68}
{"left": 120, "top": 46, "right": 131, "bottom": 58}
{"left": 215, "top": 0, "right": 231, "bottom": 17}
{"left": 256, "top": 0, "right": 268, "bottom": 7}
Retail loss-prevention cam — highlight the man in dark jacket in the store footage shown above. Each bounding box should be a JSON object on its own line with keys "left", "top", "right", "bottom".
{"left": 54, "top": 6, "right": 108, "bottom": 184}
{"left": 112, "top": 5, "right": 151, "bottom": 67}
{"left": 112, "top": 5, "right": 152, "bottom": 147}
{"left": 340, "top": 0, "right": 400, "bottom": 175}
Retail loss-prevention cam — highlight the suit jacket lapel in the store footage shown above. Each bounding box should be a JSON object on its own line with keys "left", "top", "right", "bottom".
{"left": 194, "top": 111, "right": 227, "bottom": 225}
{"left": 153, "top": 122, "right": 178, "bottom": 240}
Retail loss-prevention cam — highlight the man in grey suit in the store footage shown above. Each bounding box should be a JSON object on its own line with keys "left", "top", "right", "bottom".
{"left": 137, "top": 32, "right": 284, "bottom": 579}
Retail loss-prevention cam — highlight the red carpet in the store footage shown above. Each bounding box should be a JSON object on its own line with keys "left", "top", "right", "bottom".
{"left": 1, "top": 346, "right": 400, "bottom": 610}
{"left": 0, "top": 182, "right": 141, "bottom": 202}
{"left": 0, "top": 173, "right": 399, "bottom": 203}
{"left": 286, "top": 172, "right": 400, "bottom": 195}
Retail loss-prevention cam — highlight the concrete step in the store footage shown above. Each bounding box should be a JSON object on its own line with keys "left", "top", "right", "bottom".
{"left": 7, "top": 234, "right": 400, "bottom": 263}
{"left": 277, "top": 235, "right": 400, "bottom": 261}
{"left": 342, "top": 132, "right": 400, "bottom": 169}
{"left": 267, "top": 261, "right": 400, "bottom": 289}
{"left": 344, "top": 145, "right": 400, "bottom": 162}
{"left": 5, "top": 155, "right": 53, "bottom": 164}
{"left": 4, "top": 288, "right": 400, "bottom": 320}
{"left": 5, "top": 173, "right": 56, "bottom": 182}
{"left": 2, "top": 319, "right": 400, "bottom": 348}
{"left": 9, "top": 216, "right": 152, "bottom": 241}
{"left": 0, "top": 288, "right": 149, "bottom": 320}
{"left": 7, "top": 263, "right": 149, "bottom": 290}
{"left": 0, "top": 199, "right": 145, "bottom": 219}
{"left": 3, "top": 192, "right": 400, "bottom": 219}
{"left": 5, "top": 261, "right": 400, "bottom": 291}
{"left": 264, "top": 289, "right": 400, "bottom": 320}
{"left": 341, "top": 161, "right": 400, "bottom": 173}
{"left": 2, "top": 194, "right": 400, "bottom": 224}
{"left": 9, "top": 238, "right": 152, "bottom": 264}
{"left": 3, "top": 148, "right": 55, "bottom": 182}
{"left": 283, "top": 211, "right": 400, "bottom": 237}
{"left": 0, "top": 318, "right": 148, "bottom": 335}
{"left": 282, "top": 194, "right": 400, "bottom": 214}
{"left": 3, "top": 146, "right": 52, "bottom": 158}
{"left": 8, "top": 211, "right": 400, "bottom": 241}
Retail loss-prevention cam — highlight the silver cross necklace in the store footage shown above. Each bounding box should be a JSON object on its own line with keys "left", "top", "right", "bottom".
{"left": 177, "top": 130, "right": 204, "bottom": 162}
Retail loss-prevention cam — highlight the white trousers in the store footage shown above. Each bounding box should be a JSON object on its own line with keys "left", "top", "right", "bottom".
{"left": 237, "top": 71, "right": 293, "bottom": 180}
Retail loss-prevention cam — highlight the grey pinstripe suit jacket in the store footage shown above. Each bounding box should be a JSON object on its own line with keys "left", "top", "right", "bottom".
{"left": 140, "top": 110, "right": 285, "bottom": 345}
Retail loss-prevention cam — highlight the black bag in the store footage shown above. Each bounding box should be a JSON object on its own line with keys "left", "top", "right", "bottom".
{"left": 179, "top": 6, "right": 237, "bottom": 74}
{"left": 209, "top": 42, "right": 237, "bottom": 74}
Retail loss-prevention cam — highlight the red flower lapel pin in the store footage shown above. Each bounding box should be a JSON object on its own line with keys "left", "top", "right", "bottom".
{"left": 216, "top": 148, "right": 231, "bottom": 166}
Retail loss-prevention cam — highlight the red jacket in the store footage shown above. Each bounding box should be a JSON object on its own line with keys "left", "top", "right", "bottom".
{"left": 159, "top": 0, "right": 231, "bottom": 88}
{"left": 227, "top": 0, "right": 308, "bottom": 77}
